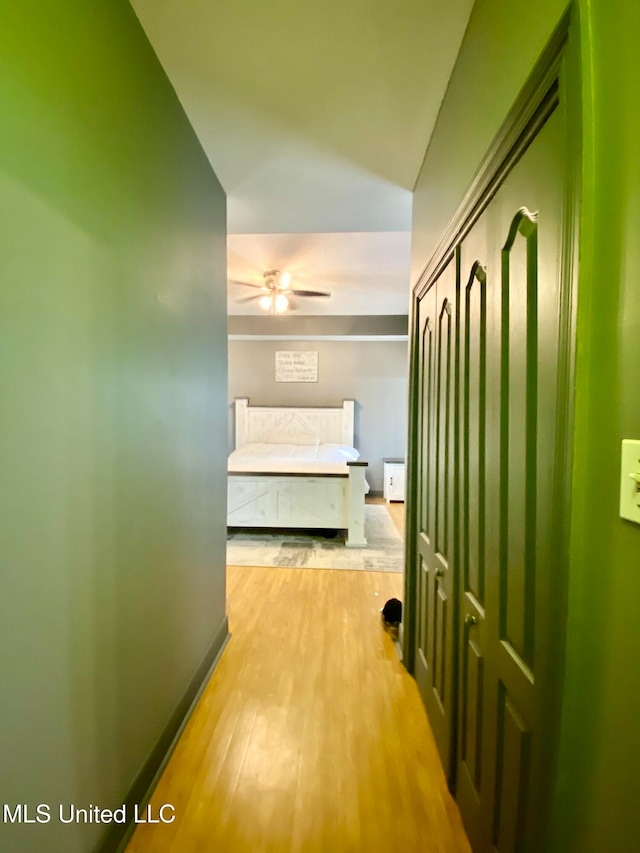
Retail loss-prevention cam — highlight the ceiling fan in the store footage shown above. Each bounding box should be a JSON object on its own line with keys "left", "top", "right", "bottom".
{"left": 229, "top": 269, "right": 331, "bottom": 314}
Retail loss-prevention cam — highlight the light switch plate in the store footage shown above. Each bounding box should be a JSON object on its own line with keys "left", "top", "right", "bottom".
{"left": 620, "top": 440, "right": 640, "bottom": 524}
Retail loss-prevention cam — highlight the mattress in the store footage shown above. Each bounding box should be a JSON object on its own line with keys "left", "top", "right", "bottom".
{"left": 228, "top": 443, "right": 369, "bottom": 492}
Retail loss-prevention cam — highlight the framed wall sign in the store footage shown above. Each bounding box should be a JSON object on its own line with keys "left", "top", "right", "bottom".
{"left": 275, "top": 350, "right": 319, "bottom": 383}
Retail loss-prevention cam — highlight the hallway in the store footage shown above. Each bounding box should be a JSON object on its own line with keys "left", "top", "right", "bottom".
{"left": 127, "top": 550, "right": 470, "bottom": 851}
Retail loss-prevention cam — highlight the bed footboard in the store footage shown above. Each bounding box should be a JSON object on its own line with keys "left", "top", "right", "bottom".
{"left": 227, "top": 464, "right": 368, "bottom": 547}
{"left": 346, "top": 461, "right": 368, "bottom": 548}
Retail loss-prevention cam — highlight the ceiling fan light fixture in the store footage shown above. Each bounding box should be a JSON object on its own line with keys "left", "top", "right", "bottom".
{"left": 275, "top": 293, "right": 289, "bottom": 313}
{"left": 232, "top": 268, "right": 331, "bottom": 312}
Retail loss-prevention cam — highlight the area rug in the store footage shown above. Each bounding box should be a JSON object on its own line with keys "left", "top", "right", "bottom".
{"left": 226, "top": 504, "right": 403, "bottom": 572}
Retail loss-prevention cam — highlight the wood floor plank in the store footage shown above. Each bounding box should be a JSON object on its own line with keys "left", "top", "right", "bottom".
{"left": 127, "top": 545, "right": 470, "bottom": 851}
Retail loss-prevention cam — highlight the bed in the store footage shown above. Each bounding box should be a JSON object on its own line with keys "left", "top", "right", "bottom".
{"left": 227, "top": 398, "right": 369, "bottom": 547}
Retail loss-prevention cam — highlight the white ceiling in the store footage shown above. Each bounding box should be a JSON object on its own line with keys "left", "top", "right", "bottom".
{"left": 228, "top": 231, "right": 412, "bottom": 315}
{"left": 131, "top": 0, "right": 474, "bottom": 315}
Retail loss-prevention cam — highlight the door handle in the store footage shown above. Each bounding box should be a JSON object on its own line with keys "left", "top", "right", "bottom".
{"left": 464, "top": 613, "right": 478, "bottom": 627}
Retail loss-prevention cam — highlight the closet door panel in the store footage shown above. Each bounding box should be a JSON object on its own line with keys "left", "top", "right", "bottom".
{"left": 456, "top": 212, "right": 494, "bottom": 851}
{"left": 455, "top": 104, "right": 568, "bottom": 853}
{"left": 415, "top": 285, "right": 437, "bottom": 699}
{"left": 414, "top": 257, "right": 458, "bottom": 779}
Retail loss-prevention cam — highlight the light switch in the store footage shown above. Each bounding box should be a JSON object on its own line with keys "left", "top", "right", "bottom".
{"left": 620, "top": 440, "right": 640, "bottom": 524}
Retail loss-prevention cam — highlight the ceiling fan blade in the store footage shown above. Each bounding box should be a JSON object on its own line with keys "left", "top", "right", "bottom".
{"left": 234, "top": 294, "right": 265, "bottom": 304}
{"left": 228, "top": 279, "right": 265, "bottom": 289}
{"left": 289, "top": 289, "right": 331, "bottom": 298}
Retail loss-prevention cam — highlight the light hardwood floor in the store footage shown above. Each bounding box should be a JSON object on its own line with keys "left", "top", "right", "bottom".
{"left": 127, "top": 504, "right": 470, "bottom": 853}
{"left": 373, "top": 495, "right": 405, "bottom": 536}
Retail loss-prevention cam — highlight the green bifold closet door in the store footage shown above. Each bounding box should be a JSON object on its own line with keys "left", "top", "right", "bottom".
{"left": 411, "top": 42, "right": 573, "bottom": 853}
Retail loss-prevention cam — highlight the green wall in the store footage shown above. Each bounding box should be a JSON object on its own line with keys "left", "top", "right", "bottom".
{"left": 551, "top": 0, "right": 640, "bottom": 849}
{"left": 412, "top": 0, "right": 640, "bottom": 849}
{"left": 0, "top": 2, "right": 228, "bottom": 851}
{"left": 411, "top": 0, "right": 567, "bottom": 282}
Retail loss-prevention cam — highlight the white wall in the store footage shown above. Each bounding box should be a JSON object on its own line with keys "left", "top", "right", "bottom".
{"left": 228, "top": 339, "right": 408, "bottom": 492}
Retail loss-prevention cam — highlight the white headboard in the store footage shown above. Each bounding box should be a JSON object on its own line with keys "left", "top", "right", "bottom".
{"left": 234, "top": 398, "right": 355, "bottom": 448}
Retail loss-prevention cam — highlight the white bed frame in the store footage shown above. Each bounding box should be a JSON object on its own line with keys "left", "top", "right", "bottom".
{"left": 227, "top": 398, "right": 368, "bottom": 547}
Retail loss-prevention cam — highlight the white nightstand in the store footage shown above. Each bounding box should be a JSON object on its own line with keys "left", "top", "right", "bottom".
{"left": 383, "top": 458, "right": 405, "bottom": 503}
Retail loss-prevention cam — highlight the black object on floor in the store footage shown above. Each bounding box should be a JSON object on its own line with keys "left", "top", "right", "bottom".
{"left": 381, "top": 598, "right": 402, "bottom": 640}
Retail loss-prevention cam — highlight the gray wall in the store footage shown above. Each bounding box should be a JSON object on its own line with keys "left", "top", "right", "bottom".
{"left": 228, "top": 340, "right": 408, "bottom": 492}
{"left": 0, "top": 3, "right": 228, "bottom": 851}
{"left": 228, "top": 314, "right": 408, "bottom": 337}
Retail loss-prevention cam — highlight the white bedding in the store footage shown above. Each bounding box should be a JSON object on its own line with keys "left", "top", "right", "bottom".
{"left": 228, "top": 442, "right": 360, "bottom": 476}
